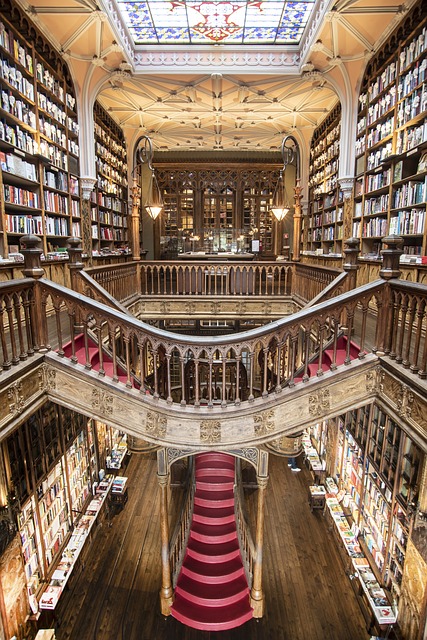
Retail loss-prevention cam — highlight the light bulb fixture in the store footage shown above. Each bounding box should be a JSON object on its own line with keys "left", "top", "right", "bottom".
{"left": 270, "top": 169, "right": 290, "bottom": 221}
{"left": 136, "top": 135, "right": 163, "bottom": 221}
{"left": 271, "top": 136, "right": 298, "bottom": 222}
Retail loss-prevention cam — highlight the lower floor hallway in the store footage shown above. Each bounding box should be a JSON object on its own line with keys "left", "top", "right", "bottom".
{"left": 48, "top": 452, "right": 375, "bottom": 640}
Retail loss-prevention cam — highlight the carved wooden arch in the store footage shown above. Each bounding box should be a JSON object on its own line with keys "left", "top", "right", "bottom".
{"left": 158, "top": 446, "right": 268, "bottom": 478}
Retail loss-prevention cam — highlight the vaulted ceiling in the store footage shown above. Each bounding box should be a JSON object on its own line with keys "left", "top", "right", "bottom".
{"left": 18, "top": 0, "right": 415, "bottom": 154}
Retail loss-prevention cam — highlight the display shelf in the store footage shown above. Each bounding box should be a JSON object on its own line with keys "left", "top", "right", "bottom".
{"left": 39, "top": 474, "right": 113, "bottom": 610}
{"left": 306, "top": 103, "right": 343, "bottom": 257}
{"left": 0, "top": 7, "right": 81, "bottom": 258}
{"left": 355, "top": 10, "right": 427, "bottom": 260}
{"left": 92, "top": 102, "right": 128, "bottom": 255}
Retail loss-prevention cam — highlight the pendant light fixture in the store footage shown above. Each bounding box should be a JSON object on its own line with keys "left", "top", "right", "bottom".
{"left": 136, "top": 135, "right": 163, "bottom": 221}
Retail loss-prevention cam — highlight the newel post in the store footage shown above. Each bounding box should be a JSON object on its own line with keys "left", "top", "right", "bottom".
{"left": 250, "top": 473, "right": 269, "bottom": 617}
{"left": 157, "top": 450, "right": 173, "bottom": 615}
{"left": 66, "top": 237, "right": 84, "bottom": 293}
{"left": 21, "top": 235, "right": 48, "bottom": 352}
{"left": 342, "top": 237, "right": 360, "bottom": 292}
{"left": 376, "top": 235, "right": 403, "bottom": 355}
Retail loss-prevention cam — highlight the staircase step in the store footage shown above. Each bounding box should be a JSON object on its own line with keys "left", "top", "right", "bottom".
{"left": 181, "top": 556, "right": 245, "bottom": 584}
{"left": 193, "top": 504, "right": 235, "bottom": 525}
{"left": 171, "top": 593, "right": 253, "bottom": 631}
{"left": 195, "top": 466, "right": 235, "bottom": 479}
{"left": 196, "top": 453, "right": 234, "bottom": 467}
{"left": 194, "top": 489, "right": 235, "bottom": 508}
{"left": 196, "top": 476, "right": 234, "bottom": 491}
{"left": 186, "top": 537, "right": 241, "bottom": 563}
{"left": 175, "top": 574, "right": 249, "bottom": 607}
{"left": 190, "top": 521, "right": 236, "bottom": 544}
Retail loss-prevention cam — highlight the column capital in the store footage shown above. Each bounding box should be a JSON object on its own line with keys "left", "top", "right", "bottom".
{"left": 80, "top": 177, "right": 97, "bottom": 201}
{"left": 338, "top": 177, "right": 354, "bottom": 200}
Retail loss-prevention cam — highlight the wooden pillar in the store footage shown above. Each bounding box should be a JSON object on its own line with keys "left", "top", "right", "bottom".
{"left": 131, "top": 175, "right": 141, "bottom": 261}
{"left": 158, "top": 470, "right": 173, "bottom": 615}
{"left": 342, "top": 237, "right": 360, "bottom": 292}
{"left": 250, "top": 474, "right": 268, "bottom": 617}
{"left": 21, "top": 235, "right": 48, "bottom": 352}
{"left": 80, "top": 178, "right": 96, "bottom": 266}
{"left": 292, "top": 178, "right": 302, "bottom": 262}
{"left": 376, "top": 235, "right": 404, "bottom": 355}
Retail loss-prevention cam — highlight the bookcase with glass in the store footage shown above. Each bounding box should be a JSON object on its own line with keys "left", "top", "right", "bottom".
{"left": 354, "top": 8, "right": 427, "bottom": 261}
{"left": 306, "top": 104, "right": 343, "bottom": 257}
{"left": 337, "top": 403, "right": 422, "bottom": 603}
{"left": 92, "top": 102, "right": 128, "bottom": 255}
{"left": 0, "top": 7, "right": 81, "bottom": 259}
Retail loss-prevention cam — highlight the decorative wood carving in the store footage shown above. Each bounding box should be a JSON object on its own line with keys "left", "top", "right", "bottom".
{"left": 7, "top": 382, "right": 24, "bottom": 416}
{"left": 308, "top": 389, "right": 330, "bottom": 417}
{"left": 146, "top": 411, "right": 167, "bottom": 438}
{"left": 38, "top": 364, "right": 57, "bottom": 391}
{"left": 200, "top": 420, "right": 221, "bottom": 443}
{"left": 253, "top": 409, "right": 275, "bottom": 436}
{"left": 91, "top": 388, "right": 113, "bottom": 416}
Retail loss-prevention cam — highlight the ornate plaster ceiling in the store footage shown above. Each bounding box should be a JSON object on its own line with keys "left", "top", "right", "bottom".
{"left": 18, "top": 0, "right": 414, "bottom": 153}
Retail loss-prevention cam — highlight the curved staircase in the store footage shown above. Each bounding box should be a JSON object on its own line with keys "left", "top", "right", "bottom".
{"left": 171, "top": 452, "right": 253, "bottom": 631}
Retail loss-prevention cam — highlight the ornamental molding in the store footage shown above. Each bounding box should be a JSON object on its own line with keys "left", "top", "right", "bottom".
{"left": 308, "top": 388, "right": 330, "bottom": 417}
{"left": 365, "top": 366, "right": 383, "bottom": 394}
{"left": 38, "top": 364, "right": 57, "bottom": 392}
{"left": 133, "top": 50, "right": 300, "bottom": 73}
{"left": 397, "top": 384, "right": 414, "bottom": 419}
{"left": 8, "top": 382, "right": 24, "bottom": 416}
{"left": 200, "top": 420, "right": 221, "bottom": 443}
{"left": 146, "top": 411, "right": 167, "bottom": 438}
{"left": 91, "top": 388, "right": 113, "bottom": 416}
{"left": 253, "top": 409, "right": 275, "bottom": 436}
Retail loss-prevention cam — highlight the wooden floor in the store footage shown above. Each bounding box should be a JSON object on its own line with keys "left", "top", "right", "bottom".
{"left": 52, "top": 453, "right": 371, "bottom": 640}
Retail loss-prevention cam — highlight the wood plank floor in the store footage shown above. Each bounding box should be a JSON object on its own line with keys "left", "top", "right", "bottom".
{"left": 52, "top": 453, "right": 371, "bottom": 640}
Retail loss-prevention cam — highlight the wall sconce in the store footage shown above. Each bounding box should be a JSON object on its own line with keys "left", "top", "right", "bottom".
{"left": 135, "top": 135, "right": 163, "bottom": 221}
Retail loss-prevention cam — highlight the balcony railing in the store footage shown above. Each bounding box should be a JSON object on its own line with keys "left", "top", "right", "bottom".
{"left": 1, "top": 236, "right": 425, "bottom": 410}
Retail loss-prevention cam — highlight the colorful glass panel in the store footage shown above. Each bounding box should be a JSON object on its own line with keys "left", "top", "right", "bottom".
{"left": 116, "top": 0, "right": 316, "bottom": 45}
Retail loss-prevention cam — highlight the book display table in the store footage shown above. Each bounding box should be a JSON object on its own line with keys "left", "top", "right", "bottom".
{"left": 39, "top": 476, "right": 113, "bottom": 611}
{"left": 110, "top": 476, "right": 128, "bottom": 509}
{"left": 325, "top": 491, "right": 397, "bottom": 635}
{"left": 308, "top": 485, "right": 326, "bottom": 511}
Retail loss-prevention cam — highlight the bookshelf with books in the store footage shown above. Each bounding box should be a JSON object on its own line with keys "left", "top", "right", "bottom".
{"left": 355, "top": 7, "right": 427, "bottom": 261}
{"left": 306, "top": 103, "right": 344, "bottom": 257}
{"left": 0, "top": 5, "right": 81, "bottom": 259}
{"left": 92, "top": 102, "right": 128, "bottom": 254}
{"left": 333, "top": 403, "right": 423, "bottom": 603}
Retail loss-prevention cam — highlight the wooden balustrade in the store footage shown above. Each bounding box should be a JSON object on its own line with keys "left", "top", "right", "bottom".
{"left": 234, "top": 465, "right": 255, "bottom": 588}
{"left": 2, "top": 235, "right": 425, "bottom": 406}
{"left": 85, "top": 262, "right": 140, "bottom": 303}
{"left": 293, "top": 262, "right": 342, "bottom": 305}
{"left": 170, "top": 465, "right": 196, "bottom": 588}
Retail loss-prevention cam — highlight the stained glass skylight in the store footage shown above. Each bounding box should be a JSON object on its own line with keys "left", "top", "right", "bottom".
{"left": 115, "top": 1, "right": 316, "bottom": 45}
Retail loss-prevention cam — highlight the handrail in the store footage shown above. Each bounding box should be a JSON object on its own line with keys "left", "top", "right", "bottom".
{"left": 234, "top": 463, "right": 256, "bottom": 588}
{"left": 84, "top": 259, "right": 342, "bottom": 302}
{"left": 169, "top": 462, "right": 195, "bottom": 588}
{"left": 35, "top": 277, "right": 386, "bottom": 406}
{"left": 77, "top": 270, "right": 132, "bottom": 316}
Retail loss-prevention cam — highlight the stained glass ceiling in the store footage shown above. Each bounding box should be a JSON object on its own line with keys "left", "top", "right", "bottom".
{"left": 116, "top": 0, "right": 316, "bottom": 45}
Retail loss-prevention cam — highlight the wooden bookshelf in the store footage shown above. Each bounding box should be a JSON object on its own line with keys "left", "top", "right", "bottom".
{"left": 306, "top": 104, "right": 344, "bottom": 258}
{"left": 0, "top": 5, "right": 80, "bottom": 258}
{"left": 355, "top": 4, "right": 427, "bottom": 261}
{"left": 92, "top": 102, "right": 128, "bottom": 255}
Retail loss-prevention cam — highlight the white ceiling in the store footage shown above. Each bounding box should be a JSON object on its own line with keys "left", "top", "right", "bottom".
{"left": 19, "top": 0, "right": 413, "bottom": 153}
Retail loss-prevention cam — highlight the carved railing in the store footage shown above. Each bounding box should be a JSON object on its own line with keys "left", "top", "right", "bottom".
{"left": 84, "top": 259, "right": 344, "bottom": 302}
{"left": 170, "top": 462, "right": 195, "bottom": 588}
{"left": 2, "top": 236, "right": 426, "bottom": 401}
{"left": 234, "top": 464, "right": 256, "bottom": 588}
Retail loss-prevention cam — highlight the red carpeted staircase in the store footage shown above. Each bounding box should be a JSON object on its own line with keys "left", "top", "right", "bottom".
{"left": 61, "top": 334, "right": 140, "bottom": 388}
{"left": 171, "top": 452, "right": 253, "bottom": 631}
{"left": 295, "top": 335, "right": 361, "bottom": 383}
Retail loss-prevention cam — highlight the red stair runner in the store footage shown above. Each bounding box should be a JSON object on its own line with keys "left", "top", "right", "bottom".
{"left": 171, "top": 452, "right": 253, "bottom": 631}
{"left": 295, "top": 335, "right": 362, "bottom": 383}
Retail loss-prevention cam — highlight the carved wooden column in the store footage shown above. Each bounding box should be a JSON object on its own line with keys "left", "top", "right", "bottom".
{"left": 342, "top": 237, "right": 360, "bottom": 292}
{"left": 292, "top": 177, "right": 302, "bottom": 262}
{"left": 21, "top": 235, "right": 47, "bottom": 352}
{"left": 250, "top": 473, "right": 268, "bottom": 617}
{"left": 376, "top": 235, "right": 404, "bottom": 355}
{"left": 131, "top": 173, "right": 141, "bottom": 261}
{"left": 158, "top": 461, "right": 173, "bottom": 615}
{"left": 80, "top": 178, "right": 96, "bottom": 266}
